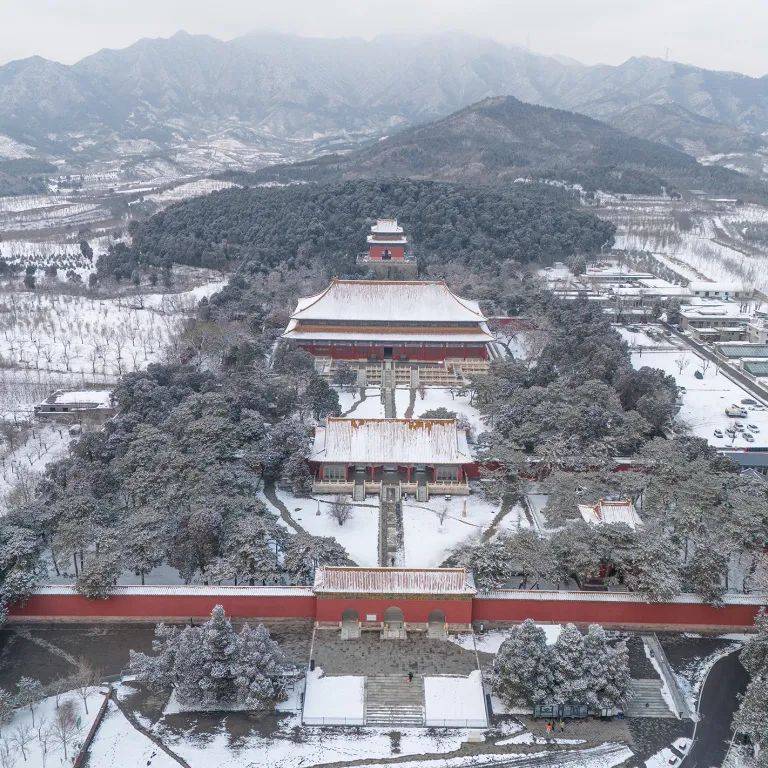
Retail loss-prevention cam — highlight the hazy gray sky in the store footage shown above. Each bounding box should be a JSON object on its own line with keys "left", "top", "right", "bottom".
{"left": 1, "top": 0, "right": 766, "bottom": 76}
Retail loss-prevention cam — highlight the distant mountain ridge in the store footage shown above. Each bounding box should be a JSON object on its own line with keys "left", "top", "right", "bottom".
{"left": 239, "top": 96, "right": 764, "bottom": 197}
{"left": 0, "top": 31, "right": 766, "bottom": 170}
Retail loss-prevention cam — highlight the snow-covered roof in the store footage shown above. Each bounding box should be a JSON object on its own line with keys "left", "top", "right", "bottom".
{"left": 314, "top": 566, "right": 476, "bottom": 595}
{"left": 689, "top": 281, "right": 750, "bottom": 294}
{"left": 290, "top": 280, "right": 487, "bottom": 324}
{"left": 30, "top": 584, "right": 314, "bottom": 596}
{"left": 680, "top": 302, "right": 751, "bottom": 320}
{"left": 311, "top": 418, "right": 473, "bottom": 465}
{"left": 717, "top": 343, "right": 768, "bottom": 359}
{"left": 578, "top": 498, "right": 642, "bottom": 530}
{"left": 40, "top": 389, "right": 113, "bottom": 408}
{"left": 370, "top": 218, "right": 403, "bottom": 234}
{"left": 283, "top": 324, "right": 493, "bottom": 343}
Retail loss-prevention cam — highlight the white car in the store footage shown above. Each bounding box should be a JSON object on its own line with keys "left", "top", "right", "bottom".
{"left": 714, "top": 429, "right": 723, "bottom": 438}
{"left": 745, "top": 434, "right": 755, "bottom": 443}
{"left": 748, "top": 424, "right": 759, "bottom": 431}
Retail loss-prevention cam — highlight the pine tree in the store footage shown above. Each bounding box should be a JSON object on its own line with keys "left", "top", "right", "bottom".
{"left": 235, "top": 623, "right": 297, "bottom": 709}
{"left": 177, "top": 605, "right": 240, "bottom": 707}
{"left": 129, "top": 623, "right": 179, "bottom": 692}
{"left": 583, "top": 624, "right": 630, "bottom": 709}
{"left": 551, "top": 623, "right": 589, "bottom": 705}
{"left": 492, "top": 619, "right": 553, "bottom": 706}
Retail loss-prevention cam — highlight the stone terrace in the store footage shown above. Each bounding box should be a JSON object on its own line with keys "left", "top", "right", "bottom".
{"left": 311, "top": 631, "right": 479, "bottom": 676}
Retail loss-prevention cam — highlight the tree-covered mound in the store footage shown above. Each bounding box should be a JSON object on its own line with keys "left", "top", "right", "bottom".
{"left": 99, "top": 178, "right": 615, "bottom": 279}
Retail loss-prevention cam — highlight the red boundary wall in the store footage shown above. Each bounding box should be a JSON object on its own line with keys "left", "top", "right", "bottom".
{"left": 8, "top": 588, "right": 316, "bottom": 622}
{"left": 7, "top": 586, "right": 766, "bottom": 629}
{"left": 473, "top": 593, "right": 764, "bottom": 630}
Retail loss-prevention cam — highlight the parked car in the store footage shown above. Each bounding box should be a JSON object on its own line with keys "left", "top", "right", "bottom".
{"left": 745, "top": 434, "right": 755, "bottom": 443}
{"left": 742, "top": 398, "right": 758, "bottom": 406}
{"left": 714, "top": 429, "right": 724, "bottom": 438}
{"left": 726, "top": 405, "right": 749, "bottom": 418}
{"left": 726, "top": 429, "right": 737, "bottom": 437}
{"left": 748, "top": 424, "right": 759, "bottom": 431}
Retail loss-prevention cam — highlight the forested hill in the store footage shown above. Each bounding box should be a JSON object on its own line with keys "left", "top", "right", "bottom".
{"left": 236, "top": 96, "right": 765, "bottom": 197}
{"left": 100, "top": 178, "right": 615, "bottom": 280}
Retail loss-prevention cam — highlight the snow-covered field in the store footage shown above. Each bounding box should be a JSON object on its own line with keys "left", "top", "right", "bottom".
{"left": 0, "top": 234, "right": 115, "bottom": 280}
{"left": 605, "top": 198, "right": 768, "bottom": 292}
{"left": 0, "top": 424, "right": 72, "bottom": 515}
{"left": 0, "top": 279, "right": 225, "bottom": 381}
{"left": 144, "top": 178, "right": 236, "bottom": 207}
{"left": 630, "top": 348, "right": 768, "bottom": 448}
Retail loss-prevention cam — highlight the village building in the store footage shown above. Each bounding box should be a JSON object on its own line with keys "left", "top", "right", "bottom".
{"left": 282, "top": 278, "right": 493, "bottom": 385}
{"left": 679, "top": 301, "right": 752, "bottom": 342}
{"left": 578, "top": 498, "right": 643, "bottom": 530}
{"left": 34, "top": 389, "right": 115, "bottom": 423}
{"left": 309, "top": 417, "right": 477, "bottom": 500}
{"left": 357, "top": 218, "right": 416, "bottom": 277}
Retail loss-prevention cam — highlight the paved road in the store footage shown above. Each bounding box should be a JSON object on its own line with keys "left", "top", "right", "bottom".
{"left": 685, "top": 650, "right": 749, "bottom": 768}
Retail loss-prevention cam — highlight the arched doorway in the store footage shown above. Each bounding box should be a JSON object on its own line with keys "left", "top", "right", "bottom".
{"left": 341, "top": 608, "right": 361, "bottom": 640}
{"left": 382, "top": 606, "right": 406, "bottom": 639}
{"left": 427, "top": 609, "right": 447, "bottom": 639}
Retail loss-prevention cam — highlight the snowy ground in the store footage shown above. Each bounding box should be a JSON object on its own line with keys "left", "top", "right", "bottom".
{"left": 273, "top": 488, "right": 379, "bottom": 566}
{"left": 336, "top": 386, "right": 487, "bottom": 438}
{"left": 0, "top": 424, "right": 72, "bottom": 515}
{"left": 400, "top": 493, "right": 502, "bottom": 567}
{"left": 629, "top": 348, "right": 768, "bottom": 448}
{"left": 616, "top": 324, "right": 682, "bottom": 350}
{"left": 302, "top": 668, "right": 365, "bottom": 724}
{"left": 0, "top": 687, "right": 107, "bottom": 767}
{"left": 144, "top": 178, "right": 236, "bottom": 207}
{"left": 424, "top": 671, "right": 487, "bottom": 727}
{"left": 409, "top": 387, "right": 487, "bottom": 438}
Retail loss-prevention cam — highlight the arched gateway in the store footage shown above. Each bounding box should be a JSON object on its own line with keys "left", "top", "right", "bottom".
{"left": 313, "top": 566, "right": 476, "bottom": 638}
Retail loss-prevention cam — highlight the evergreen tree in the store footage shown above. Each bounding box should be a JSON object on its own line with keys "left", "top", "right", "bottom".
{"left": 583, "top": 624, "right": 630, "bottom": 709}
{"left": 129, "top": 623, "right": 179, "bottom": 691}
{"left": 492, "top": 619, "right": 552, "bottom": 706}
{"left": 551, "top": 623, "right": 589, "bottom": 704}
{"left": 235, "top": 623, "right": 297, "bottom": 708}
{"left": 176, "top": 605, "right": 240, "bottom": 706}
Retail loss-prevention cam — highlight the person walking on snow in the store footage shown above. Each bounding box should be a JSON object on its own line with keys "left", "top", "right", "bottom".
{"left": 408, "top": 671, "right": 413, "bottom": 683}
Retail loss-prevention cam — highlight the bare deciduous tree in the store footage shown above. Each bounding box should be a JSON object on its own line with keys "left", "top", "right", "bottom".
{"left": 328, "top": 495, "right": 353, "bottom": 527}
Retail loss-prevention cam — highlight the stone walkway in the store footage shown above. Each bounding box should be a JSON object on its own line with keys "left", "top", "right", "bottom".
{"left": 312, "top": 631, "right": 479, "bottom": 676}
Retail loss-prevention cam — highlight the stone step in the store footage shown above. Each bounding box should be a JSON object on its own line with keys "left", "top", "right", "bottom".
{"left": 365, "top": 674, "right": 426, "bottom": 727}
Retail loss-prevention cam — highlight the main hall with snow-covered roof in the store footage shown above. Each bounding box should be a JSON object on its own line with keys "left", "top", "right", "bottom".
{"left": 282, "top": 278, "right": 495, "bottom": 385}
{"left": 309, "top": 417, "right": 478, "bottom": 500}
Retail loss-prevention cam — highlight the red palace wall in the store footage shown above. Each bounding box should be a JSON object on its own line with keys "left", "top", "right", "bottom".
{"left": 473, "top": 595, "right": 763, "bottom": 630}
{"left": 8, "top": 590, "right": 316, "bottom": 622}
{"left": 315, "top": 596, "right": 473, "bottom": 625}
{"left": 297, "top": 343, "right": 488, "bottom": 362}
{"left": 368, "top": 245, "right": 406, "bottom": 260}
{"left": 7, "top": 588, "right": 764, "bottom": 630}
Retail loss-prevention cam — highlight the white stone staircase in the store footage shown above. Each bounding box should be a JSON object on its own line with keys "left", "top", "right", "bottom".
{"left": 364, "top": 674, "right": 425, "bottom": 727}
{"left": 623, "top": 679, "right": 676, "bottom": 718}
